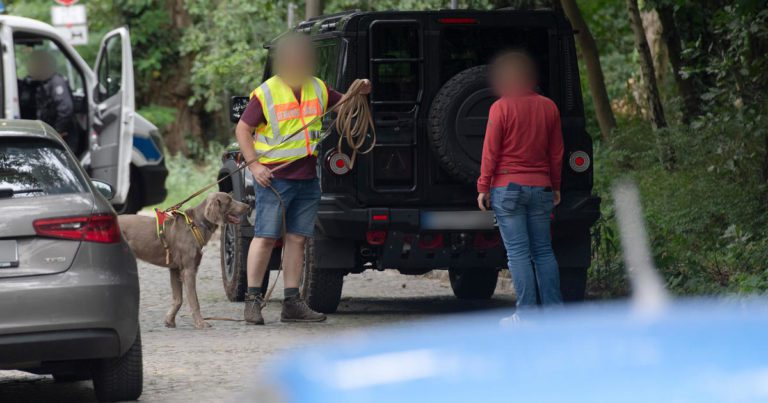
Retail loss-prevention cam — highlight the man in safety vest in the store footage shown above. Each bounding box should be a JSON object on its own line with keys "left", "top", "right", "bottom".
{"left": 235, "top": 33, "right": 371, "bottom": 324}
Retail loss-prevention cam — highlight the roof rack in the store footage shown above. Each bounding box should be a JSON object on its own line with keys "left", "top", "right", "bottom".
{"left": 296, "top": 9, "right": 360, "bottom": 33}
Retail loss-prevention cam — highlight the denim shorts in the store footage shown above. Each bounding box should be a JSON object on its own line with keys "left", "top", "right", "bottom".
{"left": 254, "top": 178, "right": 321, "bottom": 239}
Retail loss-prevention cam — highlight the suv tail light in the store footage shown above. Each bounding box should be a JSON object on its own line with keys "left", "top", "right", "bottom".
{"left": 34, "top": 214, "right": 121, "bottom": 243}
{"left": 438, "top": 17, "right": 478, "bottom": 24}
{"left": 326, "top": 151, "right": 351, "bottom": 175}
{"left": 569, "top": 151, "right": 591, "bottom": 173}
{"left": 366, "top": 230, "right": 387, "bottom": 245}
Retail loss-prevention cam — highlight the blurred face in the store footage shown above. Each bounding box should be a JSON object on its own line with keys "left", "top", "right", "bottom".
{"left": 491, "top": 53, "right": 536, "bottom": 96}
{"left": 27, "top": 51, "right": 56, "bottom": 81}
{"left": 273, "top": 35, "right": 316, "bottom": 88}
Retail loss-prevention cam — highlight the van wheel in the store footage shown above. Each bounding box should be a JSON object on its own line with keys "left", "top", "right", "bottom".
{"left": 560, "top": 266, "right": 588, "bottom": 302}
{"left": 449, "top": 268, "right": 498, "bottom": 299}
{"left": 302, "top": 237, "right": 344, "bottom": 313}
{"left": 428, "top": 65, "right": 496, "bottom": 184}
{"left": 91, "top": 328, "right": 143, "bottom": 402}
{"left": 221, "top": 222, "right": 268, "bottom": 301}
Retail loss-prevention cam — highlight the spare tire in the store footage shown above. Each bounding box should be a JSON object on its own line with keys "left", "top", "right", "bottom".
{"left": 428, "top": 65, "right": 498, "bottom": 184}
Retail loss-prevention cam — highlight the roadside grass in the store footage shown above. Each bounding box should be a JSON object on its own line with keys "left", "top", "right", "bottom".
{"left": 143, "top": 143, "right": 227, "bottom": 213}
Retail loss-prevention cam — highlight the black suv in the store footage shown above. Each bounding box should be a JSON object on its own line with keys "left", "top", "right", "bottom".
{"left": 219, "top": 9, "right": 600, "bottom": 312}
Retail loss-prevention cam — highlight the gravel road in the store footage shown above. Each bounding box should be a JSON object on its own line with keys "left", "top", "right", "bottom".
{"left": 0, "top": 231, "right": 514, "bottom": 402}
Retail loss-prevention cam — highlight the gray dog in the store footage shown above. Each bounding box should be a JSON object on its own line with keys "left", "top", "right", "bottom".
{"left": 119, "top": 192, "right": 250, "bottom": 329}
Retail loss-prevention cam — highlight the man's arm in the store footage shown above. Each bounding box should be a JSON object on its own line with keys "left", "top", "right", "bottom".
{"left": 236, "top": 97, "right": 273, "bottom": 187}
{"left": 548, "top": 103, "right": 564, "bottom": 204}
{"left": 477, "top": 102, "right": 505, "bottom": 210}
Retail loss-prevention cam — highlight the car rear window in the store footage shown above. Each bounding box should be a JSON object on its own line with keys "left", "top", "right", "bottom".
{"left": 0, "top": 139, "right": 88, "bottom": 198}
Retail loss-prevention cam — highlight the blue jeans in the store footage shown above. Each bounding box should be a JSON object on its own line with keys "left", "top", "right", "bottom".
{"left": 491, "top": 182, "right": 562, "bottom": 307}
{"left": 254, "top": 178, "right": 321, "bottom": 239}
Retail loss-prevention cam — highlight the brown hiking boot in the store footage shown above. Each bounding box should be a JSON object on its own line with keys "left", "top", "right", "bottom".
{"left": 244, "top": 293, "right": 265, "bottom": 325}
{"left": 281, "top": 295, "right": 326, "bottom": 323}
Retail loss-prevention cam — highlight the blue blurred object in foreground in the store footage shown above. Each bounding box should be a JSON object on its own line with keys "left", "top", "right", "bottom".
{"left": 266, "top": 300, "right": 768, "bottom": 403}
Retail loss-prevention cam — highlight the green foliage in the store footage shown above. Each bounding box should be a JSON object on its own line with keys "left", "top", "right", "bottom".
{"left": 593, "top": 109, "right": 768, "bottom": 296}
{"left": 145, "top": 142, "right": 227, "bottom": 211}
{"left": 137, "top": 104, "right": 177, "bottom": 132}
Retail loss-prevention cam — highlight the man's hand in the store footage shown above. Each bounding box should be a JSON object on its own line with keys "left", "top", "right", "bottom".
{"left": 554, "top": 191, "right": 561, "bottom": 206}
{"left": 359, "top": 79, "right": 372, "bottom": 95}
{"left": 477, "top": 192, "right": 490, "bottom": 211}
{"left": 250, "top": 163, "right": 273, "bottom": 187}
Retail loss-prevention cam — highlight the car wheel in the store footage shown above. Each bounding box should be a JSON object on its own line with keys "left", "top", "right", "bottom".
{"left": 91, "top": 328, "right": 143, "bottom": 402}
{"left": 448, "top": 268, "right": 498, "bottom": 299}
{"left": 559, "top": 266, "right": 588, "bottom": 302}
{"left": 428, "top": 65, "right": 496, "bottom": 184}
{"left": 301, "top": 237, "right": 344, "bottom": 313}
{"left": 221, "top": 222, "right": 268, "bottom": 301}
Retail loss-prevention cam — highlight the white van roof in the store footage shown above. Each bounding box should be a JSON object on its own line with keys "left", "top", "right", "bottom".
{"left": 0, "top": 15, "right": 61, "bottom": 36}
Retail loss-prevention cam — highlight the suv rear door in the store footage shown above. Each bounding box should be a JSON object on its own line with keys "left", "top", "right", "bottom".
{"left": 357, "top": 16, "right": 424, "bottom": 206}
{"left": 90, "top": 27, "right": 135, "bottom": 205}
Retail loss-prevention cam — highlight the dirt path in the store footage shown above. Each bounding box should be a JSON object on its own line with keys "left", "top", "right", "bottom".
{"left": 0, "top": 232, "right": 514, "bottom": 402}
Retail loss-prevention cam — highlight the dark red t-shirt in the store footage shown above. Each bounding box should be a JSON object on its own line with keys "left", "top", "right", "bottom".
{"left": 240, "top": 83, "right": 342, "bottom": 180}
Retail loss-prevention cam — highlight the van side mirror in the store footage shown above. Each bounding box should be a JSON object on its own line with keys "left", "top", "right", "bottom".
{"left": 230, "top": 96, "right": 250, "bottom": 123}
{"left": 91, "top": 179, "right": 115, "bottom": 200}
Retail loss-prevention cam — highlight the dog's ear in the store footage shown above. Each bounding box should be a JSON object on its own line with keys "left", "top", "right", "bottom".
{"left": 204, "top": 193, "right": 225, "bottom": 224}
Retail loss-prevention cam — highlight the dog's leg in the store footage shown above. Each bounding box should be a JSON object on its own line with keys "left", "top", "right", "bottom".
{"left": 164, "top": 269, "right": 183, "bottom": 328}
{"left": 182, "top": 266, "right": 211, "bottom": 329}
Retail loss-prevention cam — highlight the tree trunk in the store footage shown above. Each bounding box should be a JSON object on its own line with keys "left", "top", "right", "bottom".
{"left": 560, "top": 0, "right": 616, "bottom": 140}
{"left": 161, "top": 0, "right": 203, "bottom": 156}
{"left": 626, "top": 0, "right": 666, "bottom": 130}
{"left": 657, "top": 5, "right": 699, "bottom": 123}
{"left": 305, "top": 0, "right": 323, "bottom": 19}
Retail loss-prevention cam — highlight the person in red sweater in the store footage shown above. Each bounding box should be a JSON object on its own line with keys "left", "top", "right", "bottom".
{"left": 477, "top": 51, "right": 564, "bottom": 307}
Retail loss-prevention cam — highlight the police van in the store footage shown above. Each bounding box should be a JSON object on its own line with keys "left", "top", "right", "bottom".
{"left": 0, "top": 15, "right": 167, "bottom": 213}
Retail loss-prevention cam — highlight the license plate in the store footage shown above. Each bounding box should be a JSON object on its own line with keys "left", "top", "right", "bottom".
{"left": 0, "top": 240, "right": 19, "bottom": 268}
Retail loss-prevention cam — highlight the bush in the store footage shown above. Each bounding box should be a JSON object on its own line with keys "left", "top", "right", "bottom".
{"left": 591, "top": 110, "right": 768, "bottom": 297}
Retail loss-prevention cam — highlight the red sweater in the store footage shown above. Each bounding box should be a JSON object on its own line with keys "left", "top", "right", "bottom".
{"left": 477, "top": 92, "right": 564, "bottom": 193}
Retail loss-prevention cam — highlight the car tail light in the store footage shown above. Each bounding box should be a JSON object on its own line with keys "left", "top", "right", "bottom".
{"left": 474, "top": 232, "right": 501, "bottom": 249}
{"left": 417, "top": 234, "right": 444, "bottom": 250}
{"left": 34, "top": 214, "right": 121, "bottom": 243}
{"left": 366, "top": 230, "right": 387, "bottom": 245}
{"left": 438, "top": 17, "right": 478, "bottom": 24}
{"left": 327, "top": 151, "right": 351, "bottom": 175}
{"left": 569, "top": 151, "right": 591, "bottom": 173}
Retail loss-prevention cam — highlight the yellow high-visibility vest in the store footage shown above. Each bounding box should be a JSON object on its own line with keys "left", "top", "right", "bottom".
{"left": 249, "top": 76, "right": 328, "bottom": 164}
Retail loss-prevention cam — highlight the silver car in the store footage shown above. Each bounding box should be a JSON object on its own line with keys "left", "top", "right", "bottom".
{"left": 0, "top": 120, "right": 142, "bottom": 401}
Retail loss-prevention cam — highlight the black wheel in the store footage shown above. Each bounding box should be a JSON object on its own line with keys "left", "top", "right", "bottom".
{"left": 114, "top": 170, "right": 143, "bottom": 214}
{"left": 449, "top": 268, "right": 499, "bottom": 299}
{"left": 428, "top": 65, "right": 497, "bottom": 184}
{"left": 301, "top": 237, "right": 344, "bottom": 313}
{"left": 559, "top": 266, "right": 588, "bottom": 302}
{"left": 221, "top": 222, "right": 268, "bottom": 301}
{"left": 91, "top": 328, "right": 142, "bottom": 402}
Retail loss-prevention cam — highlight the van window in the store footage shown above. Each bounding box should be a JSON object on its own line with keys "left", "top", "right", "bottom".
{"left": 14, "top": 36, "right": 86, "bottom": 118}
{"left": 97, "top": 34, "right": 123, "bottom": 101}
{"left": 315, "top": 40, "right": 339, "bottom": 88}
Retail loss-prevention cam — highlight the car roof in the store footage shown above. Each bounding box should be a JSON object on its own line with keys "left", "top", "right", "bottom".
{"left": 0, "top": 15, "right": 59, "bottom": 35}
{"left": 0, "top": 120, "right": 64, "bottom": 144}
{"left": 264, "top": 299, "right": 768, "bottom": 402}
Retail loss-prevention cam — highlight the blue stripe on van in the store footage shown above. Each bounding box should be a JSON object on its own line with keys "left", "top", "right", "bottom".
{"left": 133, "top": 136, "right": 162, "bottom": 161}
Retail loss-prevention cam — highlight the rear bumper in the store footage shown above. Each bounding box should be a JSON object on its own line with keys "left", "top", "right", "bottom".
{"left": 316, "top": 193, "right": 602, "bottom": 239}
{"left": 137, "top": 160, "right": 168, "bottom": 205}
{"left": 0, "top": 329, "right": 120, "bottom": 366}
{"left": 0, "top": 241, "right": 139, "bottom": 365}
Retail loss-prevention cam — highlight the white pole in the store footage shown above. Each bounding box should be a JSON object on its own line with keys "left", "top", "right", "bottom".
{"left": 450, "top": 0, "right": 458, "bottom": 9}
{"left": 287, "top": 2, "right": 296, "bottom": 28}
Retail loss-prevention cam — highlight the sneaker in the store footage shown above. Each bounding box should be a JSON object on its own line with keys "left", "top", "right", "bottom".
{"left": 281, "top": 295, "right": 326, "bottom": 323}
{"left": 244, "top": 293, "right": 265, "bottom": 325}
